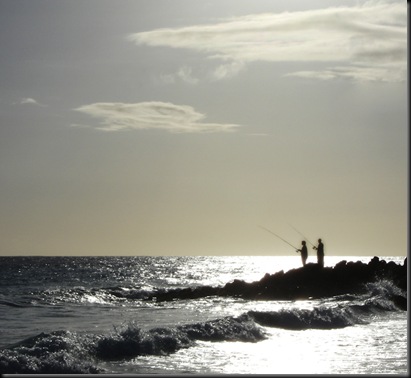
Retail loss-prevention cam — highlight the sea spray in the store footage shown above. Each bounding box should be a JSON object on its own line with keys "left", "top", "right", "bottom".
{"left": 94, "top": 324, "right": 194, "bottom": 360}
{"left": 178, "top": 314, "right": 266, "bottom": 342}
{"left": 95, "top": 315, "right": 266, "bottom": 360}
{"left": 0, "top": 331, "right": 101, "bottom": 374}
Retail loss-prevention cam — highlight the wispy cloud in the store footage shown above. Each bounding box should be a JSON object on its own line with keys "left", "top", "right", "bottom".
{"left": 160, "top": 66, "right": 199, "bottom": 85}
{"left": 211, "top": 61, "right": 246, "bottom": 81}
{"left": 285, "top": 63, "right": 405, "bottom": 82}
{"left": 16, "top": 97, "right": 47, "bottom": 106}
{"left": 73, "top": 101, "right": 240, "bottom": 133}
{"left": 176, "top": 66, "right": 199, "bottom": 84}
{"left": 128, "top": 1, "right": 406, "bottom": 82}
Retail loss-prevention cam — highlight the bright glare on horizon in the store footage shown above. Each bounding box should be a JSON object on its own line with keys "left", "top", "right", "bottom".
{"left": 0, "top": 0, "right": 407, "bottom": 257}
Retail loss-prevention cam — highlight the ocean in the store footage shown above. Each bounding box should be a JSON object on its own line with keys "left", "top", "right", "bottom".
{"left": 0, "top": 255, "right": 407, "bottom": 374}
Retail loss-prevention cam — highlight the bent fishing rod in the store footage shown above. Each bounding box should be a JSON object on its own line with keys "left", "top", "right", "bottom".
{"left": 288, "top": 224, "right": 315, "bottom": 247}
{"left": 259, "top": 225, "right": 299, "bottom": 252}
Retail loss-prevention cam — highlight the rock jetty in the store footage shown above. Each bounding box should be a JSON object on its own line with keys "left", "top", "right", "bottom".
{"left": 147, "top": 257, "right": 407, "bottom": 309}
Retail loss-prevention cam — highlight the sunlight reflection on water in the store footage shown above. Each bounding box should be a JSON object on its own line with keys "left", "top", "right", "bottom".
{"left": 132, "top": 310, "right": 407, "bottom": 375}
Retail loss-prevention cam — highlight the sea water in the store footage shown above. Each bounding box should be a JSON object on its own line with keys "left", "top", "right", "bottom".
{"left": 0, "top": 255, "right": 407, "bottom": 374}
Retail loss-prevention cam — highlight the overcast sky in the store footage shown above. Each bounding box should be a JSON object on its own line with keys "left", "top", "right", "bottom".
{"left": 0, "top": 0, "right": 407, "bottom": 257}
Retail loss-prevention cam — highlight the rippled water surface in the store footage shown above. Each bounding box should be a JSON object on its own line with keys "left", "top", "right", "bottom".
{"left": 0, "top": 255, "right": 407, "bottom": 374}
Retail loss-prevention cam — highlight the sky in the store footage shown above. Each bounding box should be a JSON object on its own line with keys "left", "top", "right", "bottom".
{"left": 0, "top": 0, "right": 407, "bottom": 257}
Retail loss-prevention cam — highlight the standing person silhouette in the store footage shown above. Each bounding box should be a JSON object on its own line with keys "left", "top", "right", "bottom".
{"left": 313, "top": 239, "right": 324, "bottom": 267}
{"left": 296, "top": 241, "right": 308, "bottom": 267}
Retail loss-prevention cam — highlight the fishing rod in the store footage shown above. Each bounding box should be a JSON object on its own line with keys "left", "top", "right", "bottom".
{"left": 259, "top": 225, "right": 299, "bottom": 251}
{"left": 288, "top": 224, "right": 315, "bottom": 247}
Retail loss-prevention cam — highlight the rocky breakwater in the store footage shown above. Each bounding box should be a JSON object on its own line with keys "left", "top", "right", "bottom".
{"left": 147, "top": 257, "right": 407, "bottom": 309}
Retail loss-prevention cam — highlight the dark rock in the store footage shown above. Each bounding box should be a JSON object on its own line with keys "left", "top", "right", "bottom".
{"left": 146, "top": 256, "right": 407, "bottom": 305}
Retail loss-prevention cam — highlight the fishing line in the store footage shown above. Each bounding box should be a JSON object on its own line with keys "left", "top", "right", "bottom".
{"left": 288, "top": 223, "right": 315, "bottom": 247}
{"left": 258, "top": 225, "right": 299, "bottom": 251}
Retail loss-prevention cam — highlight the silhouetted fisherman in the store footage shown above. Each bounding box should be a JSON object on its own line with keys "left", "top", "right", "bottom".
{"left": 296, "top": 240, "right": 308, "bottom": 267}
{"left": 313, "top": 239, "right": 324, "bottom": 267}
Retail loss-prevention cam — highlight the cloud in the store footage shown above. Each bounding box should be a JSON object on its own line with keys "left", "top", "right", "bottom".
{"left": 16, "top": 97, "right": 47, "bottom": 106}
{"left": 160, "top": 66, "right": 199, "bottom": 85}
{"left": 176, "top": 66, "right": 199, "bottom": 84}
{"left": 73, "top": 101, "right": 240, "bottom": 133}
{"left": 128, "top": 1, "right": 406, "bottom": 82}
{"left": 211, "top": 61, "right": 246, "bottom": 81}
{"left": 285, "top": 63, "right": 406, "bottom": 82}
{"left": 161, "top": 62, "right": 244, "bottom": 84}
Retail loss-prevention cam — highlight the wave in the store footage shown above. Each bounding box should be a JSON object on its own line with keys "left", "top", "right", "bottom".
{"left": 249, "top": 300, "right": 402, "bottom": 331}
{"left": 0, "top": 331, "right": 101, "bottom": 374}
{"left": 0, "top": 300, "right": 29, "bottom": 308}
{"left": 0, "top": 297, "right": 54, "bottom": 309}
{"left": 248, "top": 281, "right": 406, "bottom": 331}
{"left": 22, "top": 285, "right": 155, "bottom": 307}
{"left": 0, "top": 314, "right": 266, "bottom": 374}
{"left": 248, "top": 306, "right": 365, "bottom": 330}
{"left": 95, "top": 314, "right": 265, "bottom": 360}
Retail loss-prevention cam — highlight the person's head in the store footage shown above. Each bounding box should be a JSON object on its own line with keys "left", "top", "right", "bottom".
{"left": 318, "top": 238, "right": 322, "bottom": 243}
{"left": 302, "top": 241, "right": 306, "bottom": 245}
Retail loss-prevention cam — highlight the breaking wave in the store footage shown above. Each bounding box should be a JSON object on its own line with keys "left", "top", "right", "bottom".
{"left": 247, "top": 280, "right": 406, "bottom": 330}
{"left": 248, "top": 306, "right": 364, "bottom": 330}
{"left": 0, "top": 315, "right": 265, "bottom": 373}
{"left": 0, "top": 331, "right": 101, "bottom": 374}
